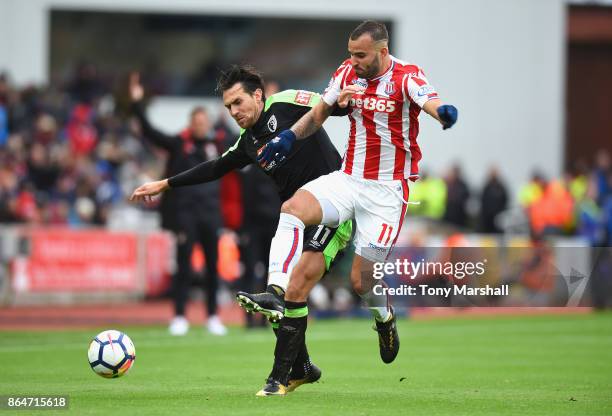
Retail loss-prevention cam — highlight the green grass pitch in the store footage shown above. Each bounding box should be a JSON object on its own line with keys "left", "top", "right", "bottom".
{"left": 1, "top": 312, "right": 611, "bottom": 415}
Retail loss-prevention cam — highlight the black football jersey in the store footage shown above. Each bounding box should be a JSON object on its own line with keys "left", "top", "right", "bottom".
{"left": 169, "top": 89, "right": 345, "bottom": 201}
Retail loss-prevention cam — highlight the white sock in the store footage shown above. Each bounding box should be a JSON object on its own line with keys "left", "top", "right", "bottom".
{"left": 360, "top": 286, "right": 392, "bottom": 323}
{"left": 267, "top": 213, "right": 305, "bottom": 291}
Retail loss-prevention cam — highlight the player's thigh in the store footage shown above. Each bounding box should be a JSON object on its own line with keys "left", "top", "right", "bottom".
{"left": 298, "top": 170, "right": 355, "bottom": 226}
{"left": 353, "top": 181, "right": 407, "bottom": 263}
{"left": 285, "top": 251, "right": 327, "bottom": 302}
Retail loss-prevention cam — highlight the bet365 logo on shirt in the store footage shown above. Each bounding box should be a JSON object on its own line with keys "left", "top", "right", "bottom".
{"left": 350, "top": 97, "right": 396, "bottom": 113}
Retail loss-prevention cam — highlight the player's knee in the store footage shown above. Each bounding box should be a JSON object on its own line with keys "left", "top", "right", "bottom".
{"left": 280, "top": 199, "right": 295, "bottom": 215}
{"left": 280, "top": 198, "right": 305, "bottom": 219}
{"left": 280, "top": 191, "right": 322, "bottom": 224}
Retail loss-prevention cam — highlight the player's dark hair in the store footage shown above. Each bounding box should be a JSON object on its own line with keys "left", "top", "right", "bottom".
{"left": 216, "top": 65, "right": 265, "bottom": 100}
{"left": 350, "top": 20, "right": 389, "bottom": 42}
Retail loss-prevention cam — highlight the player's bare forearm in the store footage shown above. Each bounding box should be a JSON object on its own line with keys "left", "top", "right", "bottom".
{"left": 290, "top": 111, "right": 318, "bottom": 140}
{"left": 423, "top": 98, "right": 443, "bottom": 123}
{"left": 291, "top": 101, "right": 334, "bottom": 140}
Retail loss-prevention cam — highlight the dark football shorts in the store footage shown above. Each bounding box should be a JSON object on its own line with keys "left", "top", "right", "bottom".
{"left": 302, "top": 220, "right": 353, "bottom": 271}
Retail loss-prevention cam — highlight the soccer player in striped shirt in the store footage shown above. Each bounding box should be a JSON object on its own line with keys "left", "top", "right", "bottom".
{"left": 254, "top": 20, "right": 458, "bottom": 396}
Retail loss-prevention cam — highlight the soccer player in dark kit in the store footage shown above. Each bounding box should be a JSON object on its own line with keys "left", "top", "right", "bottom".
{"left": 130, "top": 65, "right": 352, "bottom": 393}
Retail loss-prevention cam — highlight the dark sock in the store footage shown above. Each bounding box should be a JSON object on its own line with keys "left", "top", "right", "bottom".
{"left": 272, "top": 322, "right": 311, "bottom": 379}
{"left": 268, "top": 301, "right": 308, "bottom": 385}
{"left": 269, "top": 290, "right": 310, "bottom": 379}
{"left": 290, "top": 342, "right": 312, "bottom": 379}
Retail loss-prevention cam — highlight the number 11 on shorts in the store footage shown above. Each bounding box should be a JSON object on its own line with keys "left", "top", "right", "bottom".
{"left": 378, "top": 223, "right": 393, "bottom": 246}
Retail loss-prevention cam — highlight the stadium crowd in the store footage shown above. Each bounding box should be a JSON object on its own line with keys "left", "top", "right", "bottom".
{"left": 0, "top": 67, "right": 149, "bottom": 226}
{"left": 0, "top": 68, "right": 611, "bottom": 247}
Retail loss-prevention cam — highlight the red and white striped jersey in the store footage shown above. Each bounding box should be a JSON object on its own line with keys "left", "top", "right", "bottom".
{"left": 322, "top": 56, "right": 439, "bottom": 181}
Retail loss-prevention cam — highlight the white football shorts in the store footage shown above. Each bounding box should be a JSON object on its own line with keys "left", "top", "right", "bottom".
{"left": 300, "top": 170, "right": 409, "bottom": 262}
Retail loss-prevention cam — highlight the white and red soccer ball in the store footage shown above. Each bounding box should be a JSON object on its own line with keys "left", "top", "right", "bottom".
{"left": 87, "top": 330, "right": 136, "bottom": 378}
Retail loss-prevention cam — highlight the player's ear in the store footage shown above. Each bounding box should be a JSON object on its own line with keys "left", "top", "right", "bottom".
{"left": 379, "top": 46, "right": 389, "bottom": 58}
{"left": 254, "top": 88, "right": 263, "bottom": 103}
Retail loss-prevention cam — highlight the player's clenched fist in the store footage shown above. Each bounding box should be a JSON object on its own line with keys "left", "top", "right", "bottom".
{"left": 130, "top": 179, "right": 170, "bottom": 203}
{"left": 337, "top": 84, "right": 365, "bottom": 108}
{"left": 436, "top": 104, "right": 458, "bottom": 130}
{"left": 256, "top": 130, "right": 296, "bottom": 165}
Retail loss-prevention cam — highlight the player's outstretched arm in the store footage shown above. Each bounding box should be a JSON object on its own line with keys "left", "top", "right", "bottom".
{"left": 423, "top": 99, "right": 458, "bottom": 130}
{"left": 130, "top": 150, "right": 249, "bottom": 203}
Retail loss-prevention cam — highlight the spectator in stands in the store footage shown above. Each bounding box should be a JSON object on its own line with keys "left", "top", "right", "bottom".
{"left": 68, "top": 62, "right": 104, "bottom": 105}
{"left": 519, "top": 171, "right": 546, "bottom": 209}
{"left": 576, "top": 179, "right": 603, "bottom": 246}
{"left": 0, "top": 74, "right": 8, "bottom": 147}
{"left": 407, "top": 171, "right": 446, "bottom": 220}
{"left": 593, "top": 149, "right": 610, "bottom": 206}
{"left": 528, "top": 180, "right": 574, "bottom": 238}
{"left": 478, "top": 167, "right": 508, "bottom": 233}
{"left": 27, "top": 142, "right": 60, "bottom": 194}
{"left": 66, "top": 104, "right": 98, "bottom": 157}
{"left": 129, "top": 72, "right": 226, "bottom": 336}
{"left": 568, "top": 159, "right": 589, "bottom": 203}
{"left": 443, "top": 164, "right": 470, "bottom": 228}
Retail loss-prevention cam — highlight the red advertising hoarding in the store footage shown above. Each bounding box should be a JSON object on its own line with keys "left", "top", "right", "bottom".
{"left": 12, "top": 229, "right": 140, "bottom": 292}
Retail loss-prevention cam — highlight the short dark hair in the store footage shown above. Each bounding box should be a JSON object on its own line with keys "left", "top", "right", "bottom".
{"left": 216, "top": 64, "right": 265, "bottom": 99}
{"left": 350, "top": 20, "right": 389, "bottom": 42}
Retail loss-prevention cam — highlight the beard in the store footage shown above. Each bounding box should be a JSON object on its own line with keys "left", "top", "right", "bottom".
{"left": 359, "top": 56, "right": 381, "bottom": 79}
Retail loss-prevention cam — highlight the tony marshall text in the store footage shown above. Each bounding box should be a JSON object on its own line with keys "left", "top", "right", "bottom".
{"left": 374, "top": 284, "right": 509, "bottom": 297}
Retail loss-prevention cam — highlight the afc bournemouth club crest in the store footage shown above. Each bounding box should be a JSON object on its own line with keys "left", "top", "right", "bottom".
{"left": 267, "top": 115, "right": 277, "bottom": 132}
{"left": 384, "top": 81, "right": 395, "bottom": 96}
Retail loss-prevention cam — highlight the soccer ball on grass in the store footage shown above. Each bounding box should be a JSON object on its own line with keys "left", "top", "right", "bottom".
{"left": 87, "top": 330, "right": 136, "bottom": 378}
